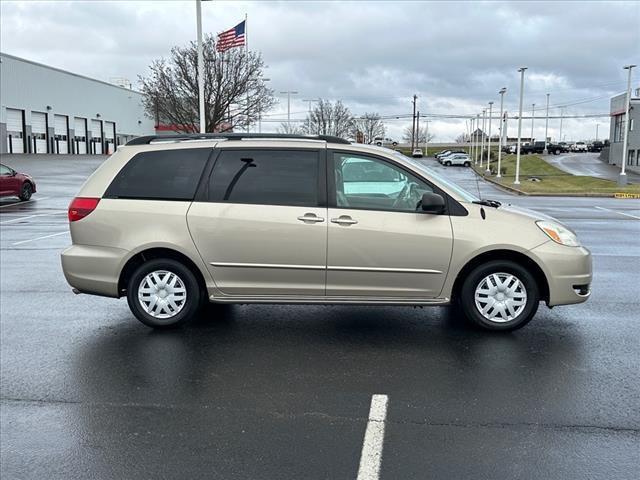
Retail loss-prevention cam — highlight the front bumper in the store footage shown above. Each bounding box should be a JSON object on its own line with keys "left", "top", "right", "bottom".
{"left": 61, "top": 244, "right": 128, "bottom": 298}
{"left": 530, "top": 241, "right": 592, "bottom": 307}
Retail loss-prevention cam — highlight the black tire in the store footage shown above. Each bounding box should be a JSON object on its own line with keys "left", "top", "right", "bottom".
{"left": 459, "top": 260, "right": 540, "bottom": 331}
{"left": 554, "top": 149, "right": 560, "bottom": 155}
{"left": 19, "top": 182, "right": 33, "bottom": 201}
{"left": 445, "top": 161, "right": 452, "bottom": 166}
{"left": 376, "top": 142, "right": 382, "bottom": 146}
{"left": 392, "top": 142, "right": 398, "bottom": 146}
{"left": 126, "top": 258, "right": 203, "bottom": 328}
{"left": 463, "top": 161, "right": 470, "bottom": 167}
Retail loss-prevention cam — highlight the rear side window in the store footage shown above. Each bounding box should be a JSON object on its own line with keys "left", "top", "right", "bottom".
{"left": 208, "top": 149, "right": 319, "bottom": 207}
{"left": 104, "top": 148, "right": 211, "bottom": 200}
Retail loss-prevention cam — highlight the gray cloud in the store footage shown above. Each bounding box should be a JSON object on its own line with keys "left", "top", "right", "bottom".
{"left": 1, "top": 0, "right": 638, "bottom": 141}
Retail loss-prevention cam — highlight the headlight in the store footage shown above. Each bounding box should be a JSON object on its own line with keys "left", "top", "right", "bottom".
{"left": 536, "top": 220, "right": 580, "bottom": 247}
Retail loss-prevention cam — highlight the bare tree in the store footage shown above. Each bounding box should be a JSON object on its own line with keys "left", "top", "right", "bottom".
{"left": 455, "top": 132, "right": 469, "bottom": 143}
{"left": 301, "top": 99, "right": 354, "bottom": 137}
{"left": 277, "top": 122, "right": 303, "bottom": 135}
{"left": 139, "top": 35, "right": 275, "bottom": 133}
{"left": 352, "top": 113, "right": 385, "bottom": 144}
{"left": 402, "top": 125, "right": 434, "bottom": 145}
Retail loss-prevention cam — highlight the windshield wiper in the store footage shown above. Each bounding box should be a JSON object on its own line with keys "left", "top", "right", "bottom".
{"left": 473, "top": 199, "right": 502, "bottom": 208}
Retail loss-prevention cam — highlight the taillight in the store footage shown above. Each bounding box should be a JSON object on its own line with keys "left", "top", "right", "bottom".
{"left": 68, "top": 197, "right": 100, "bottom": 222}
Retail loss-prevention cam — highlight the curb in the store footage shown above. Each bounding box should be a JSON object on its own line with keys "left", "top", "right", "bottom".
{"left": 471, "top": 167, "right": 625, "bottom": 198}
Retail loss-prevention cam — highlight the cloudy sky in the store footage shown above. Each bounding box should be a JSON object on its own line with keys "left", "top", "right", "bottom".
{"left": 1, "top": 0, "right": 639, "bottom": 141}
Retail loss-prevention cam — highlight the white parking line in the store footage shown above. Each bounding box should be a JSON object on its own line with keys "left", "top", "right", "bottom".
{"left": 0, "top": 211, "right": 66, "bottom": 225}
{"left": 594, "top": 206, "right": 640, "bottom": 220}
{"left": 0, "top": 196, "right": 50, "bottom": 209}
{"left": 357, "top": 394, "right": 389, "bottom": 480}
{"left": 11, "top": 231, "right": 68, "bottom": 246}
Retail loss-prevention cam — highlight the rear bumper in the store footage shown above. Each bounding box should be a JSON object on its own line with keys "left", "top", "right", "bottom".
{"left": 61, "top": 244, "right": 128, "bottom": 298}
{"left": 530, "top": 242, "right": 592, "bottom": 307}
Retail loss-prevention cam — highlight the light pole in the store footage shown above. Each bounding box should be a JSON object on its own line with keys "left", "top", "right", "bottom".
{"left": 514, "top": 66, "right": 527, "bottom": 185}
{"left": 497, "top": 88, "right": 506, "bottom": 178}
{"left": 486, "top": 101, "right": 494, "bottom": 174}
{"left": 196, "top": 0, "right": 205, "bottom": 133}
{"left": 619, "top": 64, "right": 637, "bottom": 186}
{"left": 559, "top": 107, "right": 564, "bottom": 145}
{"left": 475, "top": 113, "right": 480, "bottom": 164}
{"left": 530, "top": 103, "right": 535, "bottom": 142}
{"left": 425, "top": 119, "right": 430, "bottom": 156}
{"left": 280, "top": 91, "right": 299, "bottom": 132}
{"left": 543, "top": 93, "right": 550, "bottom": 153}
{"left": 595, "top": 123, "right": 599, "bottom": 142}
{"left": 303, "top": 98, "right": 318, "bottom": 135}
{"left": 480, "top": 109, "right": 486, "bottom": 169}
{"left": 468, "top": 116, "right": 471, "bottom": 161}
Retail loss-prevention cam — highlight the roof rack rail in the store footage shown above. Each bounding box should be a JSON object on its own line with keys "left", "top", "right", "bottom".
{"left": 125, "top": 133, "right": 351, "bottom": 146}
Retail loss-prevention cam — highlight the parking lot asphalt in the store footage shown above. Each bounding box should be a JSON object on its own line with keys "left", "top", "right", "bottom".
{"left": 544, "top": 151, "right": 640, "bottom": 183}
{"left": 1, "top": 153, "right": 639, "bottom": 479}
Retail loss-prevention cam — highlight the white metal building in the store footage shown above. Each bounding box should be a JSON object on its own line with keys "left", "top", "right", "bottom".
{"left": 0, "top": 52, "right": 154, "bottom": 155}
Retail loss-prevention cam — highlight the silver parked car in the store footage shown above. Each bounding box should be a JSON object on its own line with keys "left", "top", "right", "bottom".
{"left": 440, "top": 154, "right": 471, "bottom": 167}
{"left": 62, "top": 134, "right": 591, "bottom": 331}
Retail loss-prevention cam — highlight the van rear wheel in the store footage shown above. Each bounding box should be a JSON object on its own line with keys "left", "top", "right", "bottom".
{"left": 460, "top": 260, "right": 539, "bottom": 331}
{"left": 126, "top": 258, "right": 202, "bottom": 328}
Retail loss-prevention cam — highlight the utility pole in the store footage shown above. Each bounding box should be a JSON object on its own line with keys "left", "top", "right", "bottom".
{"left": 514, "top": 66, "right": 527, "bottom": 185}
{"left": 486, "top": 101, "right": 494, "bottom": 174}
{"left": 595, "top": 123, "right": 599, "bottom": 142}
{"left": 280, "top": 91, "right": 299, "bottom": 132}
{"left": 619, "top": 64, "right": 637, "bottom": 186}
{"left": 196, "top": 0, "right": 205, "bottom": 133}
{"left": 543, "top": 93, "right": 550, "bottom": 154}
{"left": 411, "top": 94, "right": 417, "bottom": 150}
{"left": 497, "top": 88, "right": 506, "bottom": 178}
{"left": 559, "top": 106, "right": 564, "bottom": 145}
{"left": 530, "top": 103, "right": 535, "bottom": 143}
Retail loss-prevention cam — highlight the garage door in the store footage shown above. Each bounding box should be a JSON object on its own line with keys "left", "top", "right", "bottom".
{"left": 104, "top": 121, "right": 115, "bottom": 154}
{"left": 54, "top": 114, "right": 69, "bottom": 154}
{"left": 74, "top": 117, "right": 87, "bottom": 154}
{"left": 31, "top": 111, "right": 48, "bottom": 154}
{"left": 6, "top": 108, "right": 24, "bottom": 154}
{"left": 91, "top": 119, "right": 102, "bottom": 155}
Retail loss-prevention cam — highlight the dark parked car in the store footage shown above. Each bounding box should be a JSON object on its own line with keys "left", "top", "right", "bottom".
{"left": 0, "top": 163, "right": 36, "bottom": 201}
{"left": 589, "top": 141, "right": 604, "bottom": 152}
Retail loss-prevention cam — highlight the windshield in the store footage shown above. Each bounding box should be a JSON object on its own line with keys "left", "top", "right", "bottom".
{"left": 391, "top": 150, "right": 480, "bottom": 202}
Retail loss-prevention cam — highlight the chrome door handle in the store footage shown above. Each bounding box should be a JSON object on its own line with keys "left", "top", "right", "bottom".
{"left": 297, "top": 213, "right": 325, "bottom": 223}
{"left": 331, "top": 216, "right": 358, "bottom": 225}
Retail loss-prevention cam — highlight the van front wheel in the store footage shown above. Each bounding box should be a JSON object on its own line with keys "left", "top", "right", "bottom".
{"left": 127, "top": 258, "right": 202, "bottom": 328}
{"left": 460, "top": 260, "right": 539, "bottom": 331}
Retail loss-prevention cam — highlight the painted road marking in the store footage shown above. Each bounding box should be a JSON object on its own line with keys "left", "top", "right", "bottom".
{"left": 357, "top": 394, "right": 389, "bottom": 480}
{"left": 12, "top": 231, "right": 68, "bottom": 246}
{"left": 0, "top": 196, "right": 51, "bottom": 209}
{"left": 0, "top": 211, "right": 66, "bottom": 225}
{"left": 594, "top": 206, "right": 640, "bottom": 220}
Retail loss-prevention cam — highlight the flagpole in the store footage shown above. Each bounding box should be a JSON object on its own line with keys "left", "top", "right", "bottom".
{"left": 245, "top": 13, "right": 250, "bottom": 133}
{"left": 196, "top": 0, "right": 205, "bottom": 133}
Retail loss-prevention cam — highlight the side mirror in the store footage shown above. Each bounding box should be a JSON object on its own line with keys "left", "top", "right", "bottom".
{"left": 11, "top": 170, "right": 17, "bottom": 176}
{"left": 420, "top": 192, "right": 445, "bottom": 214}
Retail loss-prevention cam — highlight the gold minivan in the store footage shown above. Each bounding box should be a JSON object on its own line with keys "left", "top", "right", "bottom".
{"left": 61, "top": 134, "right": 591, "bottom": 331}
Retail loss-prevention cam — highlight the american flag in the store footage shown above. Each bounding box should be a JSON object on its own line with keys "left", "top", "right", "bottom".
{"left": 216, "top": 20, "right": 246, "bottom": 52}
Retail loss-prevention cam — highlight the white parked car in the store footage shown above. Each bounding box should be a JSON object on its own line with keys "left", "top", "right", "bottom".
{"left": 571, "top": 142, "right": 588, "bottom": 152}
{"left": 373, "top": 137, "right": 398, "bottom": 147}
{"left": 441, "top": 154, "right": 471, "bottom": 167}
{"left": 412, "top": 148, "right": 424, "bottom": 158}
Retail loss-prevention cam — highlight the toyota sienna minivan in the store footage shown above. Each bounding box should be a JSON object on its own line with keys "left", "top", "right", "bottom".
{"left": 61, "top": 133, "right": 591, "bottom": 331}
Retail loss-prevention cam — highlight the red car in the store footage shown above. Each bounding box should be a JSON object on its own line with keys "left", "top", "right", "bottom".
{"left": 0, "top": 163, "right": 36, "bottom": 201}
